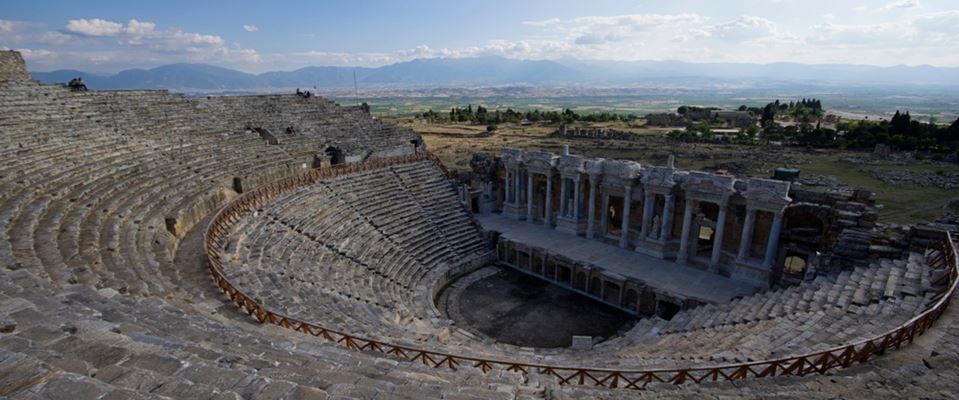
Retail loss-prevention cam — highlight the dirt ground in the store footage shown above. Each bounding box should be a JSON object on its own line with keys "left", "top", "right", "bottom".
{"left": 454, "top": 267, "right": 635, "bottom": 348}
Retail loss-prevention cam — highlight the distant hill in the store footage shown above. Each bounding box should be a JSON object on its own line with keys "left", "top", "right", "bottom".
{"left": 30, "top": 56, "right": 959, "bottom": 92}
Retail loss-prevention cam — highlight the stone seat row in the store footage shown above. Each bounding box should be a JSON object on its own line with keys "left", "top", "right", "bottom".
{"left": 1, "top": 135, "right": 310, "bottom": 295}
{"left": 215, "top": 162, "right": 490, "bottom": 345}
{"left": 0, "top": 263, "right": 544, "bottom": 399}
{"left": 658, "top": 255, "right": 930, "bottom": 335}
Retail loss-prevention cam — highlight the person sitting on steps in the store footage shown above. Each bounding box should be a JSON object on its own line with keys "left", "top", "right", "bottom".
{"left": 67, "top": 77, "right": 87, "bottom": 92}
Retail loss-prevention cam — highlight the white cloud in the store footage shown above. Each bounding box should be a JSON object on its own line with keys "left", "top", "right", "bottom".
{"left": 524, "top": 13, "right": 704, "bottom": 48}
{"left": 242, "top": 24, "right": 259, "bottom": 32}
{"left": 0, "top": 20, "right": 16, "bottom": 33}
{"left": 881, "top": 0, "right": 920, "bottom": 10}
{"left": 811, "top": 21, "right": 910, "bottom": 44}
{"left": 522, "top": 18, "right": 559, "bottom": 27}
{"left": 570, "top": 13, "right": 704, "bottom": 29}
{"left": 0, "top": 19, "right": 35, "bottom": 44}
{"left": 574, "top": 32, "right": 627, "bottom": 45}
{"left": 912, "top": 10, "right": 959, "bottom": 34}
{"left": 283, "top": 40, "right": 569, "bottom": 68}
{"left": 697, "top": 16, "right": 782, "bottom": 42}
{"left": 38, "top": 31, "right": 72, "bottom": 45}
{"left": 17, "top": 48, "right": 56, "bottom": 59}
{"left": 37, "top": 18, "right": 263, "bottom": 70}
{"left": 63, "top": 18, "right": 124, "bottom": 37}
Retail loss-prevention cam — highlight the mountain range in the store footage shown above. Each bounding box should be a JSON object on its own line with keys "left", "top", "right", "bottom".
{"left": 30, "top": 56, "right": 959, "bottom": 92}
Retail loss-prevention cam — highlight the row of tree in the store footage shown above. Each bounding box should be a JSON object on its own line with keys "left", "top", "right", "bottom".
{"left": 669, "top": 106, "right": 959, "bottom": 153}
{"left": 761, "top": 98, "right": 824, "bottom": 126}
{"left": 417, "top": 105, "right": 634, "bottom": 124}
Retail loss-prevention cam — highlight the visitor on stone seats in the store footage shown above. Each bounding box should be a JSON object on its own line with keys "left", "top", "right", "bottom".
{"left": 67, "top": 77, "right": 87, "bottom": 91}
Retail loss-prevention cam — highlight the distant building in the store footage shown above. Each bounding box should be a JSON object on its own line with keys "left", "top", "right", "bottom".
{"left": 711, "top": 110, "right": 754, "bottom": 129}
{"left": 644, "top": 113, "right": 685, "bottom": 127}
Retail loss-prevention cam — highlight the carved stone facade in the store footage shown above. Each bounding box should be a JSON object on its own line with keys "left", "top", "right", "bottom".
{"left": 490, "top": 148, "right": 800, "bottom": 287}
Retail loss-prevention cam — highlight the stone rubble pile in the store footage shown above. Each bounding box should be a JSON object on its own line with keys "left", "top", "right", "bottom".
{"left": 864, "top": 168, "right": 959, "bottom": 189}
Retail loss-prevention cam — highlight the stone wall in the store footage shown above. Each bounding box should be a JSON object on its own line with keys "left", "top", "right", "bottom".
{"left": 551, "top": 124, "right": 635, "bottom": 140}
{"left": 0, "top": 51, "right": 30, "bottom": 81}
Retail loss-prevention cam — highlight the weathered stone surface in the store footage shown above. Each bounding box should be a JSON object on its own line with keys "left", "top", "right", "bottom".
{"left": 0, "top": 51, "right": 30, "bottom": 81}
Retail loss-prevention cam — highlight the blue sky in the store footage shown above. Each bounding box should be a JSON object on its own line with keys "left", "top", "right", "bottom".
{"left": 2, "top": 0, "right": 958, "bottom": 73}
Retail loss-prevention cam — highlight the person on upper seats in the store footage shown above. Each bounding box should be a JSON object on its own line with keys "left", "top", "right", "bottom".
{"left": 68, "top": 77, "right": 88, "bottom": 92}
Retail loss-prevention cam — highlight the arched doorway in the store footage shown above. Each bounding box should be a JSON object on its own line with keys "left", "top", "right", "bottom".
{"left": 325, "top": 146, "right": 344, "bottom": 165}
{"left": 573, "top": 271, "right": 587, "bottom": 291}
{"left": 603, "top": 281, "right": 621, "bottom": 304}
{"left": 623, "top": 288, "right": 639, "bottom": 311}
{"left": 589, "top": 277, "right": 602, "bottom": 296}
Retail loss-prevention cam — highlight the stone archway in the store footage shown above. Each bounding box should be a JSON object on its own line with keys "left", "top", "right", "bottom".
{"left": 623, "top": 288, "right": 639, "bottom": 311}
{"left": 325, "top": 146, "right": 344, "bottom": 165}
{"left": 573, "top": 271, "right": 587, "bottom": 291}
{"left": 589, "top": 276, "right": 602, "bottom": 296}
{"left": 603, "top": 281, "right": 621, "bottom": 304}
{"left": 784, "top": 203, "right": 831, "bottom": 244}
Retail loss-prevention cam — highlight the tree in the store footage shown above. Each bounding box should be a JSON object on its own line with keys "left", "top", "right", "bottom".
{"left": 891, "top": 110, "right": 911, "bottom": 135}
{"left": 761, "top": 104, "right": 777, "bottom": 127}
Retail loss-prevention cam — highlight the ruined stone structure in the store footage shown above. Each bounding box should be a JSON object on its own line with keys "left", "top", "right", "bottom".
{"left": 1, "top": 51, "right": 959, "bottom": 398}
{"left": 497, "top": 148, "right": 798, "bottom": 287}
{"left": 0, "top": 51, "right": 30, "bottom": 81}
{"left": 646, "top": 109, "right": 755, "bottom": 129}
{"left": 550, "top": 123, "right": 635, "bottom": 140}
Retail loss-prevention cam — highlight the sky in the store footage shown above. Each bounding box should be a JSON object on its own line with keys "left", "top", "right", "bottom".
{"left": 2, "top": 0, "right": 958, "bottom": 73}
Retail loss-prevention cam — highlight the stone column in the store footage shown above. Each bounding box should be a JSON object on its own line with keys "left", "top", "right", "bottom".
{"left": 660, "top": 194, "right": 674, "bottom": 241}
{"left": 559, "top": 177, "right": 568, "bottom": 218}
{"left": 545, "top": 172, "right": 554, "bottom": 227}
{"left": 526, "top": 172, "right": 534, "bottom": 224}
{"left": 709, "top": 204, "right": 728, "bottom": 272}
{"left": 737, "top": 208, "right": 757, "bottom": 262}
{"left": 587, "top": 175, "right": 598, "bottom": 239}
{"left": 763, "top": 212, "right": 785, "bottom": 268}
{"left": 600, "top": 192, "right": 610, "bottom": 237}
{"left": 503, "top": 171, "right": 510, "bottom": 205}
{"left": 573, "top": 176, "right": 582, "bottom": 220}
{"left": 620, "top": 184, "right": 633, "bottom": 248}
{"left": 641, "top": 192, "right": 654, "bottom": 239}
{"left": 677, "top": 198, "right": 695, "bottom": 264}
{"left": 515, "top": 169, "right": 521, "bottom": 206}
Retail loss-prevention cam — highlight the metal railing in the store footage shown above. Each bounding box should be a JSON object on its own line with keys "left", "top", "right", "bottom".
{"left": 204, "top": 153, "right": 959, "bottom": 390}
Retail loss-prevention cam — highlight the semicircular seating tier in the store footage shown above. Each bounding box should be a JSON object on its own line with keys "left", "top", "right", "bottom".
{"left": 211, "top": 157, "right": 954, "bottom": 371}
{"left": 215, "top": 159, "right": 491, "bottom": 347}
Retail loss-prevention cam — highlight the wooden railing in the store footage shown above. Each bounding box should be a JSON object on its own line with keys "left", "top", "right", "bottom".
{"left": 205, "top": 153, "right": 959, "bottom": 390}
